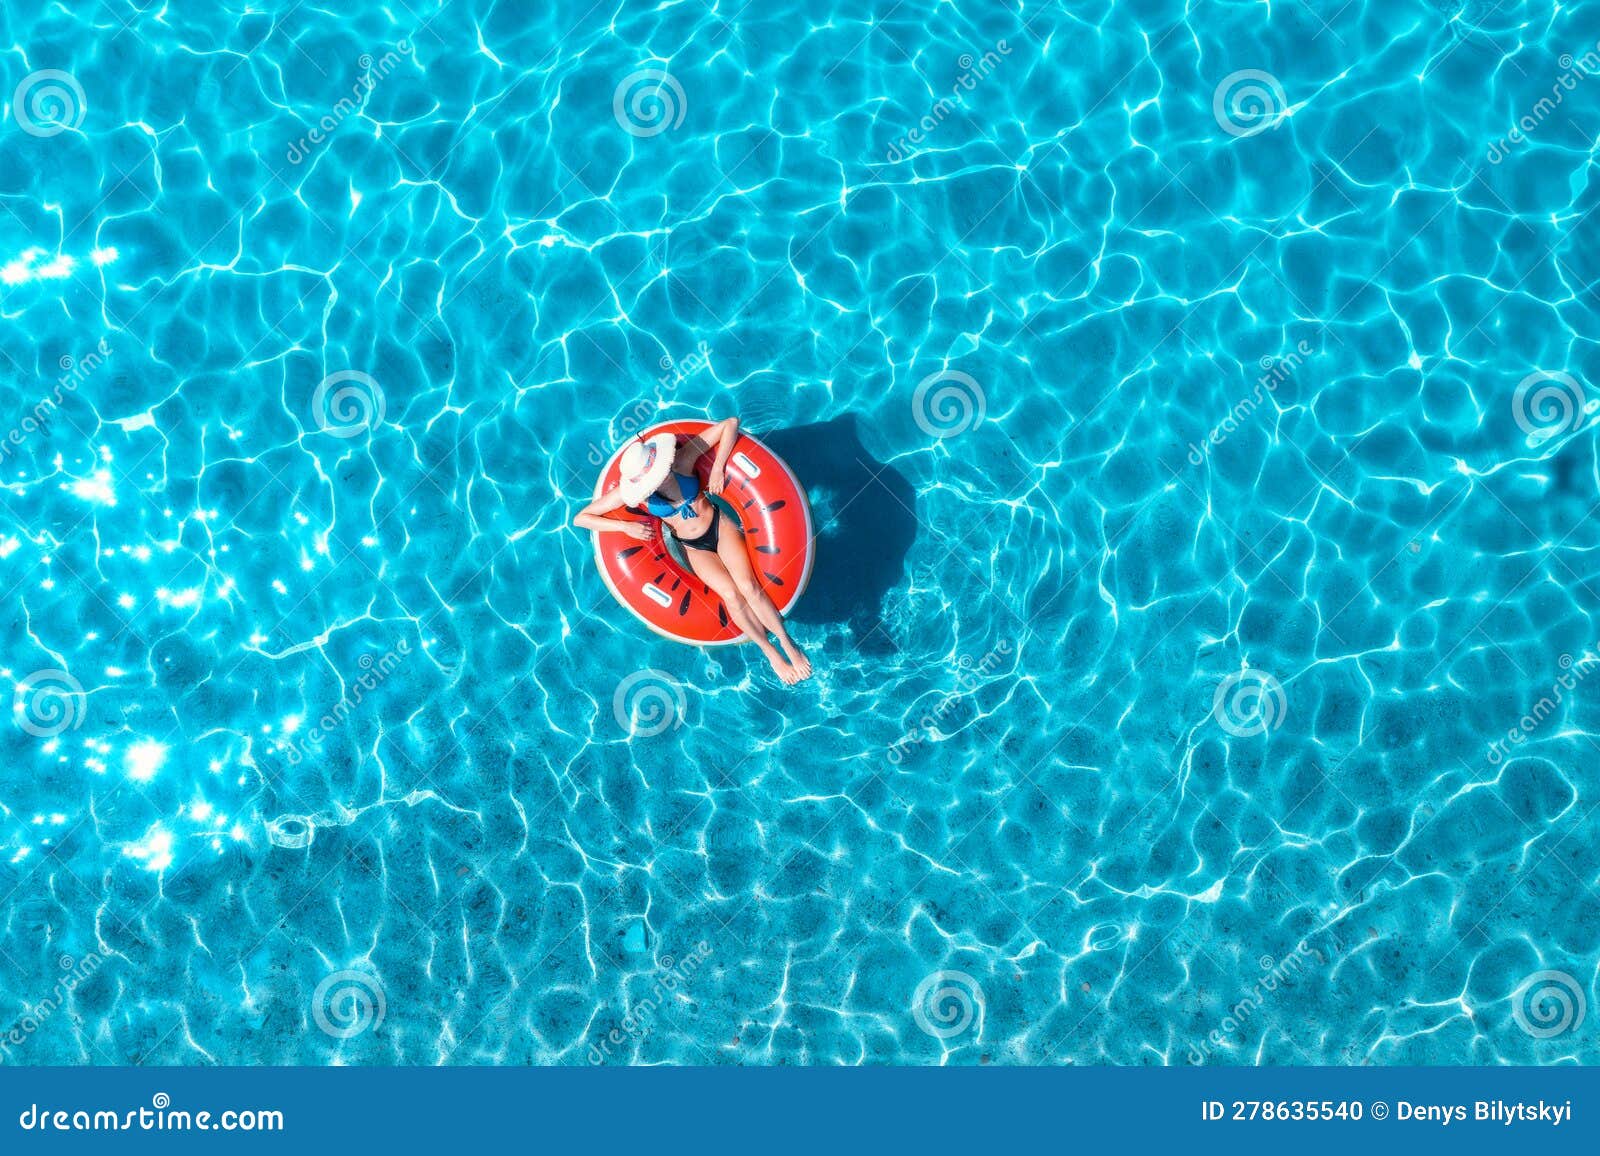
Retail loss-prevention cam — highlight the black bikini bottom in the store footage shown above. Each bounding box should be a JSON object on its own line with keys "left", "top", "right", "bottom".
{"left": 673, "top": 505, "right": 721, "bottom": 552}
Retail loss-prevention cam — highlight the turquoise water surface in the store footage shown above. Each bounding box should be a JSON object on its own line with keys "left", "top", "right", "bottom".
{"left": 2, "top": 0, "right": 1600, "bottom": 1065}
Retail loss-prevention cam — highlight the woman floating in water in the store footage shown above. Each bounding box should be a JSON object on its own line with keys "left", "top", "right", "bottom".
{"left": 575, "top": 417, "right": 814, "bottom": 685}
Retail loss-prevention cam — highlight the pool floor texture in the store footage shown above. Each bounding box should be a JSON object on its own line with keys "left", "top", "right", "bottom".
{"left": 1, "top": 0, "right": 1599, "bottom": 1064}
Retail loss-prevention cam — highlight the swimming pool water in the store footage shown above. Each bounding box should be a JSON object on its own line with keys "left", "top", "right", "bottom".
{"left": 2, "top": 0, "right": 1599, "bottom": 1065}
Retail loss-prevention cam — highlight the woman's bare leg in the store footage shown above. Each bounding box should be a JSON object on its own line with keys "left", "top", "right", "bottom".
{"left": 686, "top": 548, "right": 799, "bottom": 685}
{"left": 715, "top": 525, "right": 812, "bottom": 679}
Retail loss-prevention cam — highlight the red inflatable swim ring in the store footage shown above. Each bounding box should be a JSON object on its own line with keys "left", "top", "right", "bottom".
{"left": 592, "top": 420, "right": 815, "bottom": 644}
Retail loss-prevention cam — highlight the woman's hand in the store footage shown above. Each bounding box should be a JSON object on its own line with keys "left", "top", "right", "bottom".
{"left": 708, "top": 464, "right": 727, "bottom": 495}
{"left": 622, "top": 520, "right": 656, "bottom": 542}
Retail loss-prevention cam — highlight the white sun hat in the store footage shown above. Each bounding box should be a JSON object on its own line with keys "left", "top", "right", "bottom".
{"left": 616, "top": 433, "right": 677, "bottom": 505}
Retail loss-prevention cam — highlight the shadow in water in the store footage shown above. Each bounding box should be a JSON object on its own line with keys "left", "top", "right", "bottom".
{"left": 762, "top": 414, "right": 915, "bottom": 652}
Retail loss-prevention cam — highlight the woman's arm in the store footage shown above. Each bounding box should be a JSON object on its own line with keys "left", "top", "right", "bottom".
{"left": 674, "top": 417, "right": 739, "bottom": 471}
{"left": 574, "top": 488, "right": 654, "bottom": 540}
{"left": 704, "top": 417, "right": 740, "bottom": 493}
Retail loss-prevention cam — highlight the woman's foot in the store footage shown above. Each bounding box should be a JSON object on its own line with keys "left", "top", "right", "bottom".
{"left": 779, "top": 635, "right": 812, "bottom": 680}
{"left": 766, "top": 653, "right": 801, "bottom": 685}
